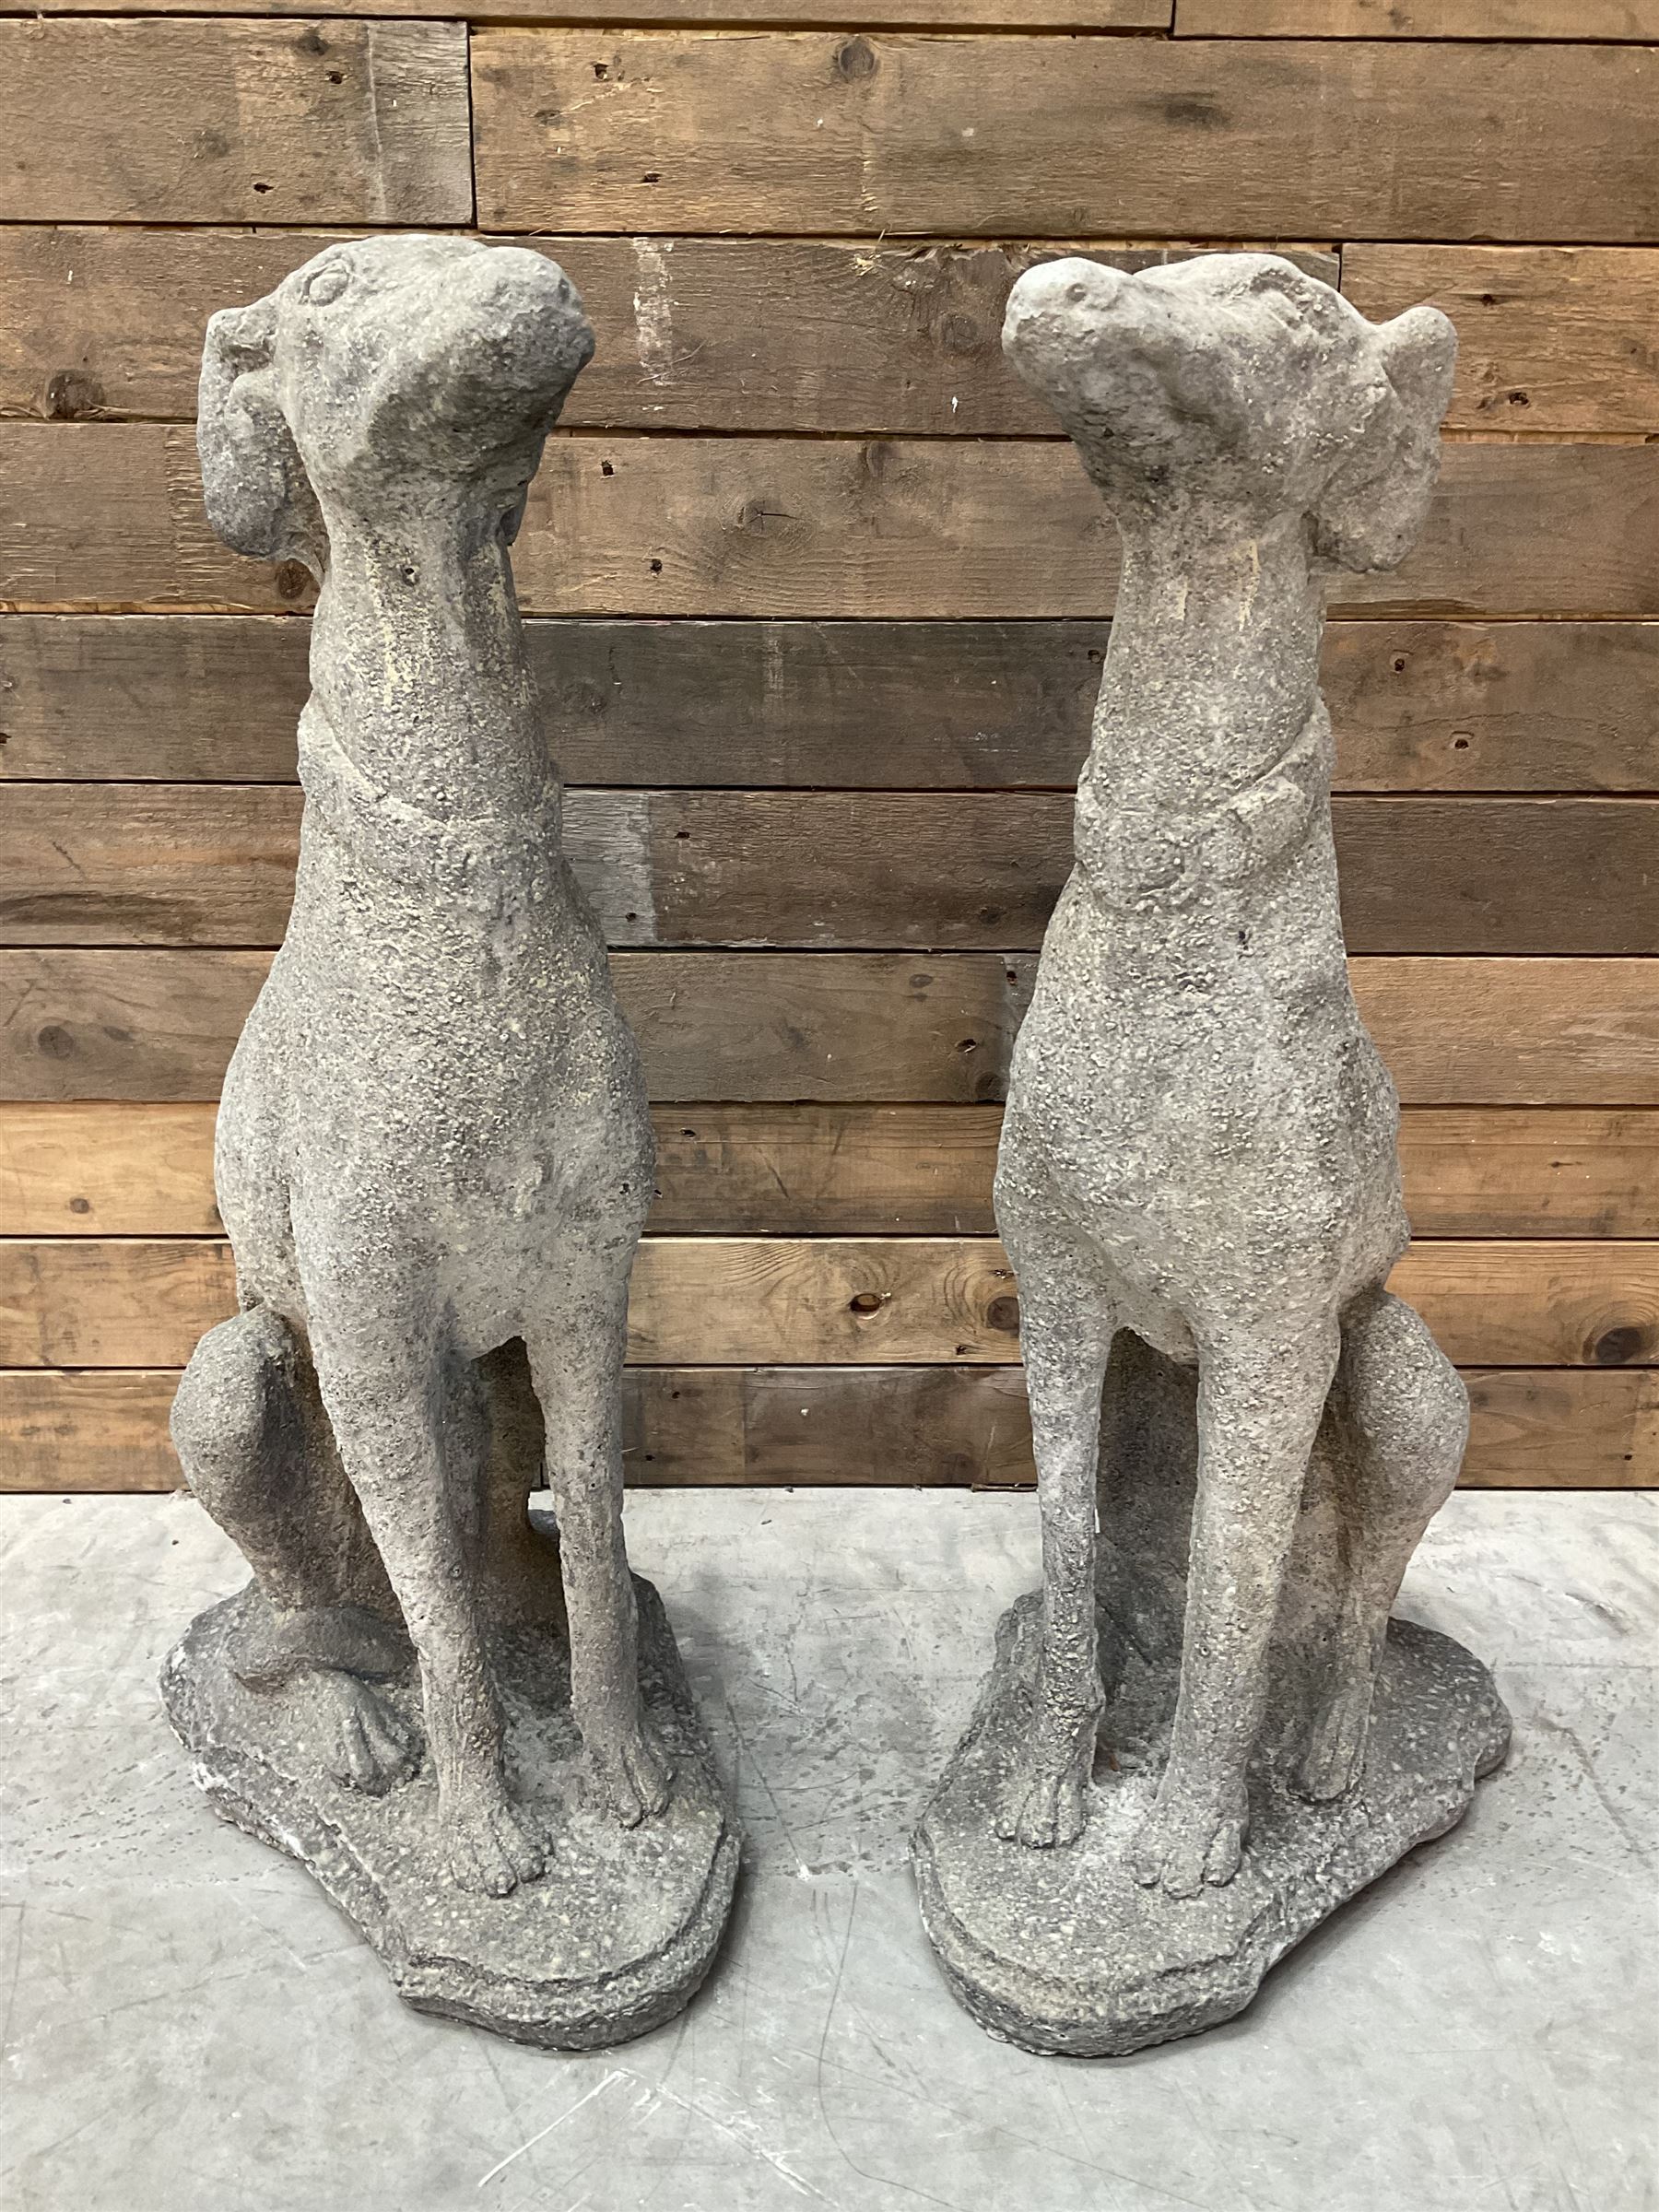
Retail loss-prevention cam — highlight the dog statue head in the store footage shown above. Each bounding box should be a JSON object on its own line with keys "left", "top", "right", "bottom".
{"left": 1003, "top": 252, "right": 1455, "bottom": 573}
{"left": 198, "top": 235, "right": 595, "bottom": 580}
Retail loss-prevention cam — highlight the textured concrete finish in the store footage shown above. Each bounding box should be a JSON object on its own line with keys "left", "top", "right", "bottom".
{"left": 2, "top": 1488, "right": 1654, "bottom": 2210}
{"left": 983, "top": 255, "right": 1485, "bottom": 1979}
{"left": 169, "top": 235, "right": 731, "bottom": 2037}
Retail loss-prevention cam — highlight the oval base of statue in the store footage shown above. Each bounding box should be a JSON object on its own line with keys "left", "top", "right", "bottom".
{"left": 160, "top": 1572, "right": 738, "bottom": 2050}
{"left": 912, "top": 1594, "right": 1510, "bottom": 2058}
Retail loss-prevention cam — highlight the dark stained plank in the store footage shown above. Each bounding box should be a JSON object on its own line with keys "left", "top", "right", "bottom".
{"left": 1342, "top": 246, "right": 1659, "bottom": 438}
{"left": 2, "top": 1235, "right": 1653, "bottom": 1369}
{"left": 1, "top": 952, "right": 1654, "bottom": 1106}
{"left": 6, "top": 616, "right": 1655, "bottom": 794}
{"left": 0, "top": 20, "right": 472, "bottom": 227}
{"left": 8, "top": 1363, "right": 1645, "bottom": 1494}
{"left": 471, "top": 31, "right": 1659, "bottom": 244}
{"left": 1178, "top": 0, "right": 1659, "bottom": 36}
{"left": 0, "top": 230, "right": 1333, "bottom": 433}
{"left": 3, "top": 785, "right": 1653, "bottom": 956}
{"left": 6, "top": 1101, "right": 1657, "bottom": 1241}
{"left": 7, "top": 429, "right": 1659, "bottom": 618}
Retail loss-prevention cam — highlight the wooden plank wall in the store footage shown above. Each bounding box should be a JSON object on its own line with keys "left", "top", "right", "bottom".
{"left": 2, "top": 0, "right": 1657, "bottom": 1495}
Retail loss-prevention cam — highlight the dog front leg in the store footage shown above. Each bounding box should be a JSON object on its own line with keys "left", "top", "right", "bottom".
{"left": 995, "top": 1277, "right": 1116, "bottom": 1851}
{"left": 308, "top": 1309, "right": 548, "bottom": 1898}
{"left": 1128, "top": 1314, "right": 1339, "bottom": 1899}
{"left": 525, "top": 1246, "right": 671, "bottom": 1829}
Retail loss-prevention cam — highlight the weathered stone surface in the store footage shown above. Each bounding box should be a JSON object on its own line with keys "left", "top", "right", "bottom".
{"left": 915, "top": 252, "right": 1507, "bottom": 2046}
{"left": 915, "top": 1596, "right": 1509, "bottom": 2058}
{"left": 166, "top": 234, "right": 735, "bottom": 2041}
{"left": 163, "top": 1562, "right": 738, "bottom": 2049}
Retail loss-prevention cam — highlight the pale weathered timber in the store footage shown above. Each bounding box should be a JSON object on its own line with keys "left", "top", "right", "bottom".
{"left": 12, "top": 0, "right": 1168, "bottom": 22}
{"left": 0, "top": 1353, "right": 1654, "bottom": 1495}
{"left": 471, "top": 31, "right": 1659, "bottom": 243}
{"left": 8, "top": 427, "right": 1658, "bottom": 618}
{"left": 5, "top": 784, "right": 1655, "bottom": 956}
{"left": 0, "top": 1235, "right": 1652, "bottom": 1371}
{"left": 1, "top": 952, "right": 1654, "bottom": 1106}
{"left": 0, "top": 230, "right": 1332, "bottom": 433}
{"left": 2, "top": 1365, "right": 1650, "bottom": 1498}
{"left": 1177, "top": 0, "right": 1659, "bottom": 36}
{"left": 1343, "top": 247, "right": 1659, "bottom": 437}
{"left": 6, "top": 1101, "right": 1656, "bottom": 1241}
{"left": 0, "top": 20, "right": 472, "bottom": 227}
{"left": 5, "top": 616, "right": 1655, "bottom": 793}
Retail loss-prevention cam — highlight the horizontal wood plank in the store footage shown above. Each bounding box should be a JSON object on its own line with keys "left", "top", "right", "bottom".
{"left": 1342, "top": 246, "right": 1659, "bottom": 438}
{"left": 6, "top": 1362, "right": 1646, "bottom": 1494}
{"left": 4, "top": 784, "right": 1655, "bottom": 956}
{"left": 0, "top": 20, "right": 472, "bottom": 228}
{"left": 1176, "top": 2, "right": 1659, "bottom": 36}
{"left": 13, "top": 0, "right": 1169, "bottom": 22}
{"left": 0, "top": 230, "right": 1333, "bottom": 434}
{"left": 13, "top": 229, "right": 1653, "bottom": 441}
{"left": 2, "top": 1235, "right": 1653, "bottom": 1369}
{"left": 6, "top": 1102, "right": 1657, "bottom": 1241}
{"left": 4, "top": 616, "right": 1655, "bottom": 794}
{"left": 6, "top": 429, "right": 1659, "bottom": 618}
{"left": 471, "top": 31, "right": 1659, "bottom": 244}
{"left": 1, "top": 951, "right": 1653, "bottom": 1105}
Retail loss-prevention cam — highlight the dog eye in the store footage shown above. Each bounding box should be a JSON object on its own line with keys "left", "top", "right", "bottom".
{"left": 303, "top": 265, "right": 350, "bottom": 307}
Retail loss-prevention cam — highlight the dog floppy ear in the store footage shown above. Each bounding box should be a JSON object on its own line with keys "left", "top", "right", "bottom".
{"left": 197, "top": 295, "right": 324, "bottom": 572}
{"left": 1311, "top": 304, "right": 1457, "bottom": 575}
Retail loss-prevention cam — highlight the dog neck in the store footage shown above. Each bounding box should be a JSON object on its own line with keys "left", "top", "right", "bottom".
{"left": 1074, "top": 507, "right": 1332, "bottom": 913}
{"left": 303, "top": 494, "right": 556, "bottom": 827}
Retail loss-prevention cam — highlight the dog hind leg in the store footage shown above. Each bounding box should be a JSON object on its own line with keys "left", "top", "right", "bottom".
{"left": 171, "top": 1307, "right": 418, "bottom": 1793}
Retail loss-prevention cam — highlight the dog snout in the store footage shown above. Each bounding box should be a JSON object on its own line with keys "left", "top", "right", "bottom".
{"left": 1004, "top": 258, "right": 1126, "bottom": 354}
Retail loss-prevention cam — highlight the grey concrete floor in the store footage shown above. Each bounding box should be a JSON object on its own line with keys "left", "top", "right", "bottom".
{"left": 1, "top": 1487, "right": 1654, "bottom": 2212}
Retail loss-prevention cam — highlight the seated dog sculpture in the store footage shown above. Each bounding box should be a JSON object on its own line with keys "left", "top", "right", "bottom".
{"left": 991, "top": 253, "right": 1468, "bottom": 1896}
{"left": 171, "top": 236, "right": 670, "bottom": 1899}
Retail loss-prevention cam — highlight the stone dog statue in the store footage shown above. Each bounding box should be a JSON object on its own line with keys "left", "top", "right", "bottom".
{"left": 169, "top": 236, "right": 671, "bottom": 1902}
{"left": 995, "top": 253, "right": 1465, "bottom": 1890}
{"left": 914, "top": 253, "right": 1508, "bottom": 2055}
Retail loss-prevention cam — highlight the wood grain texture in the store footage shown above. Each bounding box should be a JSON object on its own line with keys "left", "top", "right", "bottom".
{"left": 1342, "top": 247, "right": 1659, "bottom": 438}
{"left": 2, "top": 952, "right": 1653, "bottom": 1106}
{"left": 471, "top": 31, "right": 1659, "bottom": 243}
{"left": 7, "top": 429, "right": 1659, "bottom": 618}
{"left": 1177, "top": 1, "right": 1659, "bottom": 37}
{"left": 16, "top": 0, "right": 1171, "bottom": 23}
{"left": 6, "top": 1102, "right": 1656, "bottom": 1241}
{"left": 7, "top": 1363, "right": 1645, "bottom": 1495}
{"left": 0, "top": 230, "right": 1333, "bottom": 433}
{"left": 2, "top": 1235, "right": 1653, "bottom": 1370}
{"left": 5, "top": 616, "right": 1655, "bottom": 794}
{"left": 0, "top": 20, "right": 472, "bottom": 227}
{"left": 5, "top": 784, "right": 1655, "bottom": 956}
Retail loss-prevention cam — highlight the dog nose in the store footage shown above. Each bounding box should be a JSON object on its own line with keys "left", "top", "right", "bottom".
{"left": 1006, "top": 257, "right": 1125, "bottom": 343}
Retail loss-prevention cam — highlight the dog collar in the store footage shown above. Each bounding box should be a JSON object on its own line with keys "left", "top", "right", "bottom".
{"left": 295, "top": 704, "right": 564, "bottom": 914}
{"left": 1073, "top": 702, "right": 1333, "bottom": 914}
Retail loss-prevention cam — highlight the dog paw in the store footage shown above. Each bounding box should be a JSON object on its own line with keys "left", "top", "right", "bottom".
{"left": 581, "top": 1720, "right": 673, "bottom": 1829}
{"left": 995, "top": 1755, "right": 1089, "bottom": 1851}
{"left": 320, "top": 1674, "right": 420, "bottom": 1797}
{"left": 1126, "top": 1770, "right": 1248, "bottom": 1898}
{"left": 1296, "top": 1680, "right": 1373, "bottom": 1803}
{"left": 442, "top": 1792, "right": 550, "bottom": 1898}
